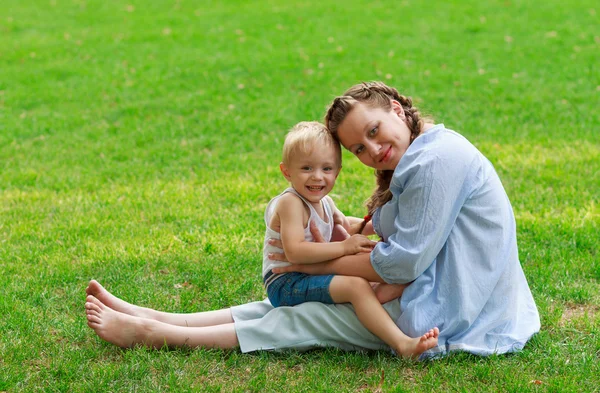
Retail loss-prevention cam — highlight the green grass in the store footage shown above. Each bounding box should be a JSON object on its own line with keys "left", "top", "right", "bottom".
{"left": 1, "top": 0, "right": 598, "bottom": 391}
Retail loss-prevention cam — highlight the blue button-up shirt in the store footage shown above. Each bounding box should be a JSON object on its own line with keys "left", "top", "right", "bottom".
{"left": 371, "top": 124, "right": 540, "bottom": 357}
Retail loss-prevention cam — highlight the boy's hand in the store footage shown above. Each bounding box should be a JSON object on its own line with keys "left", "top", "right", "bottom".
{"left": 342, "top": 234, "right": 377, "bottom": 255}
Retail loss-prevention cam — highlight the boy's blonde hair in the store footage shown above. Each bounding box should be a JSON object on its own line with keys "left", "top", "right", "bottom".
{"left": 282, "top": 121, "right": 341, "bottom": 166}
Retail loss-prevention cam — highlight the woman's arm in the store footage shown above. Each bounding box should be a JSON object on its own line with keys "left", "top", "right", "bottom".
{"left": 327, "top": 196, "right": 351, "bottom": 232}
{"left": 369, "top": 133, "right": 477, "bottom": 284}
{"left": 324, "top": 196, "right": 376, "bottom": 236}
{"left": 271, "top": 253, "right": 386, "bottom": 283}
{"left": 344, "top": 216, "right": 375, "bottom": 236}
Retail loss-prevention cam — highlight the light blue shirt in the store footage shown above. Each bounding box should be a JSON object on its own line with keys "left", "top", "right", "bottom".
{"left": 371, "top": 124, "right": 540, "bottom": 357}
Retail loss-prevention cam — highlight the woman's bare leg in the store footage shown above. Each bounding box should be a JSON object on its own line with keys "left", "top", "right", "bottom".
{"left": 86, "top": 280, "right": 234, "bottom": 327}
{"left": 85, "top": 295, "right": 239, "bottom": 349}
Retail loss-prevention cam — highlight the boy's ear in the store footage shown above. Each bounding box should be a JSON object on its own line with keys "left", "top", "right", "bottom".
{"left": 335, "top": 166, "right": 342, "bottom": 179}
{"left": 390, "top": 100, "right": 406, "bottom": 120}
{"left": 279, "top": 162, "right": 292, "bottom": 181}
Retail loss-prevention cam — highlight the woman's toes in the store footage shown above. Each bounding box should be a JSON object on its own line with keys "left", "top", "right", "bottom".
{"left": 87, "top": 314, "right": 101, "bottom": 324}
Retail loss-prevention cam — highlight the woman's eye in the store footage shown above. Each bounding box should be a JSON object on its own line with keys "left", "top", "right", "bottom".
{"left": 355, "top": 146, "right": 364, "bottom": 155}
{"left": 369, "top": 126, "right": 378, "bottom": 137}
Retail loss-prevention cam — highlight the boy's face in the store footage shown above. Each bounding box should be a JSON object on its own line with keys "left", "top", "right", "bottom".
{"left": 280, "top": 143, "right": 341, "bottom": 205}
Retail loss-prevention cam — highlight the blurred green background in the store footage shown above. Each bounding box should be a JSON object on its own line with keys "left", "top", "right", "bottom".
{"left": 1, "top": 0, "right": 598, "bottom": 391}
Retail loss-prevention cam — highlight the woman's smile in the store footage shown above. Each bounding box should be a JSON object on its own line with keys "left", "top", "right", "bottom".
{"left": 379, "top": 146, "right": 393, "bottom": 163}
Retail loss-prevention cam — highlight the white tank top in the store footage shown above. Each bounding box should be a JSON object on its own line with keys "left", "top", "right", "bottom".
{"left": 262, "top": 187, "right": 334, "bottom": 284}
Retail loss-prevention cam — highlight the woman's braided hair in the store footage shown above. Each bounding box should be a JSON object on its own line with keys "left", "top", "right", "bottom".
{"left": 324, "top": 81, "right": 429, "bottom": 234}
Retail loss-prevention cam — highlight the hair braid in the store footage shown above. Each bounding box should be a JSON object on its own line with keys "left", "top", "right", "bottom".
{"left": 324, "top": 81, "right": 431, "bottom": 234}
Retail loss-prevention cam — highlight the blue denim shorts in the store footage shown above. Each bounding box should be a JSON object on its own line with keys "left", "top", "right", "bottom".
{"left": 265, "top": 272, "right": 335, "bottom": 308}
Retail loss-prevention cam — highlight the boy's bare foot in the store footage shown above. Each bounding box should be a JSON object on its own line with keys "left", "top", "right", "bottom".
{"left": 372, "top": 283, "right": 406, "bottom": 304}
{"left": 85, "top": 295, "right": 155, "bottom": 348}
{"left": 396, "top": 327, "right": 440, "bottom": 359}
{"left": 86, "top": 280, "right": 154, "bottom": 319}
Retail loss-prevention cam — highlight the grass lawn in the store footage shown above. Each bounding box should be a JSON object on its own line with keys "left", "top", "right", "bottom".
{"left": 1, "top": 0, "right": 598, "bottom": 391}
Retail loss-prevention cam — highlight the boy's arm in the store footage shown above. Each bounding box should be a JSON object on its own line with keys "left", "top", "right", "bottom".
{"left": 277, "top": 194, "right": 347, "bottom": 264}
{"left": 269, "top": 221, "right": 385, "bottom": 281}
{"left": 277, "top": 194, "right": 375, "bottom": 264}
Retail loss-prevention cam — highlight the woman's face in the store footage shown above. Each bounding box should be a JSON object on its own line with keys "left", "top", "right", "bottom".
{"left": 336, "top": 101, "right": 411, "bottom": 171}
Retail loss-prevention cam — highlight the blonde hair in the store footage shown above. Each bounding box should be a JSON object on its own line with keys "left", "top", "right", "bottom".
{"left": 324, "top": 81, "right": 431, "bottom": 233}
{"left": 282, "top": 121, "right": 341, "bottom": 167}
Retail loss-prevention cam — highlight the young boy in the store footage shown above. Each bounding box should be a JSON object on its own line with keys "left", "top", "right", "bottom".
{"left": 262, "top": 121, "right": 438, "bottom": 358}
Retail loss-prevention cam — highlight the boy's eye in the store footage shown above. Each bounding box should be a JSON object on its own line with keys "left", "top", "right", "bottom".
{"left": 324, "top": 167, "right": 333, "bottom": 171}
{"left": 301, "top": 166, "right": 312, "bottom": 171}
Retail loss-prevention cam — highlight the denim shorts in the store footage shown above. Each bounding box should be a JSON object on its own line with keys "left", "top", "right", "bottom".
{"left": 265, "top": 272, "right": 335, "bottom": 308}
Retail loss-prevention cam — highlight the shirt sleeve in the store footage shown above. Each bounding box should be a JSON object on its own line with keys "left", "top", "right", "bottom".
{"left": 370, "top": 141, "right": 478, "bottom": 284}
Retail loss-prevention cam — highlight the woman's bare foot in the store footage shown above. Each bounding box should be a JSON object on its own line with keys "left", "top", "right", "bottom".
{"left": 372, "top": 283, "right": 406, "bottom": 304}
{"left": 86, "top": 295, "right": 240, "bottom": 349}
{"left": 396, "top": 327, "right": 440, "bottom": 359}
{"left": 86, "top": 280, "right": 154, "bottom": 319}
{"left": 85, "top": 295, "right": 155, "bottom": 348}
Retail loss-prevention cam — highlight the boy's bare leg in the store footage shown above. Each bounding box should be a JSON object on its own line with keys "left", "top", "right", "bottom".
{"left": 329, "top": 276, "right": 439, "bottom": 359}
{"left": 85, "top": 295, "right": 239, "bottom": 349}
{"left": 86, "top": 280, "right": 234, "bottom": 327}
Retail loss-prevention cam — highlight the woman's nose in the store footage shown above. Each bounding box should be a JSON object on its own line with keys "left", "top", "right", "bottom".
{"left": 366, "top": 141, "right": 380, "bottom": 158}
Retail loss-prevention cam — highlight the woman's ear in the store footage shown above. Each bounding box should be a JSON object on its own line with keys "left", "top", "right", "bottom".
{"left": 390, "top": 100, "right": 406, "bottom": 120}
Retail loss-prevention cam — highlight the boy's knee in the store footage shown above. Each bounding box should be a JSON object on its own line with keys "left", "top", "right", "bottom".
{"left": 339, "top": 276, "right": 370, "bottom": 291}
{"left": 330, "top": 276, "right": 374, "bottom": 304}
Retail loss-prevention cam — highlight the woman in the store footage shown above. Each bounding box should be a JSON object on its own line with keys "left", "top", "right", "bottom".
{"left": 85, "top": 81, "right": 540, "bottom": 358}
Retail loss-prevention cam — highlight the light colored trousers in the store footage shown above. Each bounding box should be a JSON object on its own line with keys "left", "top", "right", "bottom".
{"left": 232, "top": 298, "right": 400, "bottom": 353}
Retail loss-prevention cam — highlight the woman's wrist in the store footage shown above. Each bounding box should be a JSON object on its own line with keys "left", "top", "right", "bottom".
{"left": 326, "top": 257, "right": 343, "bottom": 274}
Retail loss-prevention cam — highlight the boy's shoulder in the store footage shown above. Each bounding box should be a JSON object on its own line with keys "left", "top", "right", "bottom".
{"left": 323, "top": 195, "right": 337, "bottom": 210}
{"left": 273, "top": 190, "right": 305, "bottom": 211}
